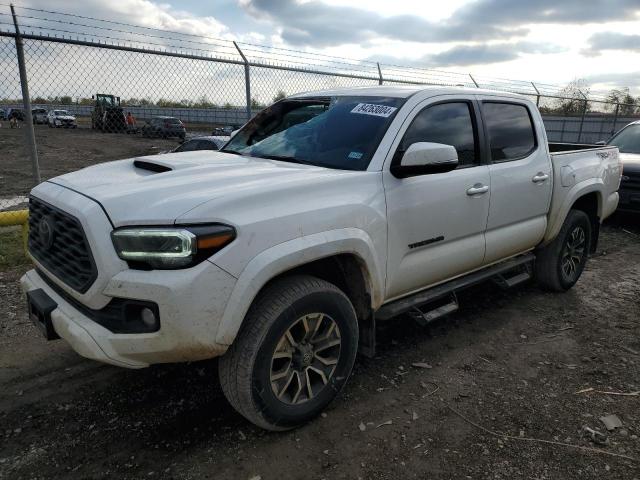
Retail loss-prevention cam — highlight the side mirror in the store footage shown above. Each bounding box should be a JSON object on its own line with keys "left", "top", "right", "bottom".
{"left": 595, "top": 140, "right": 606, "bottom": 146}
{"left": 391, "top": 142, "right": 459, "bottom": 178}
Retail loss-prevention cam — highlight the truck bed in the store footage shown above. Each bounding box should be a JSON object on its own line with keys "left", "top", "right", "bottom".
{"left": 545, "top": 144, "right": 621, "bottom": 244}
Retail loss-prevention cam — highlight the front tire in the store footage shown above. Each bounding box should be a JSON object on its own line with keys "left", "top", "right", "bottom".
{"left": 219, "top": 275, "right": 358, "bottom": 431}
{"left": 535, "top": 209, "right": 592, "bottom": 292}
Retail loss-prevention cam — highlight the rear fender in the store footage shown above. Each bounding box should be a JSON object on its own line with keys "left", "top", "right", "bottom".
{"left": 543, "top": 179, "right": 603, "bottom": 245}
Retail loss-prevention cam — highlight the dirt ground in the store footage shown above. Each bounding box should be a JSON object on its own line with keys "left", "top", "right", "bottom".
{"left": 1, "top": 124, "right": 640, "bottom": 479}
{"left": 0, "top": 214, "right": 638, "bottom": 479}
{"left": 0, "top": 125, "right": 180, "bottom": 199}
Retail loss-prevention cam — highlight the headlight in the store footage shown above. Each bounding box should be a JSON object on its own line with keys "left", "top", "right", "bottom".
{"left": 111, "top": 224, "right": 236, "bottom": 270}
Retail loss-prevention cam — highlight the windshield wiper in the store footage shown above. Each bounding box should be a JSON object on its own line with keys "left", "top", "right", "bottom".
{"left": 256, "top": 154, "right": 314, "bottom": 165}
{"left": 220, "top": 148, "right": 242, "bottom": 155}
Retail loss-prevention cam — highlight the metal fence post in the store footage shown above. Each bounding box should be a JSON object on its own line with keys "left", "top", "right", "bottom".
{"left": 611, "top": 103, "right": 620, "bottom": 136}
{"left": 11, "top": 4, "right": 41, "bottom": 185}
{"left": 377, "top": 62, "right": 383, "bottom": 85}
{"left": 577, "top": 91, "right": 588, "bottom": 143}
{"left": 531, "top": 82, "right": 540, "bottom": 107}
{"left": 233, "top": 41, "right": 251, "bottom": 122}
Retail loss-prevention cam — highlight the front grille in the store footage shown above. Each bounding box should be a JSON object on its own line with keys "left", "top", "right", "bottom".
{"left": 28, "top": 196, "right": 97, "bottom": 293}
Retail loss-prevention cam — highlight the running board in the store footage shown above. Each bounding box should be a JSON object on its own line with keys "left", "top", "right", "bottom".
{"left": 376, "top": 253, "right": 535, "bottom": 322}
{"left": 493, "top": 271, "right": 532, "bottom": 289}
{"left": 409, "top": 294, "right": 459, "bottom": 327}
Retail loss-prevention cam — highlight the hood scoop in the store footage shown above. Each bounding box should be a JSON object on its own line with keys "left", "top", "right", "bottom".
{"left": 134, "top": 159, "right": 173, "bottom": 173}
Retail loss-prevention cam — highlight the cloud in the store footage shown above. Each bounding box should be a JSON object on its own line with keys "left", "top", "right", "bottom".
{"left": 240, "top": 0, "right": 640, "bottom": 48}
{"left": 582, "top": 32, "right": 640, "bottom": 56}
{"left": 428, "top": 42, "right": 566, "bottom": 67}
{"left": 369, "top": 42, "right": 566, "bottom": 68}
{"left": 239, "top": 0, "right": 527, "bottom": 47}
{"left": 585, "top": 71, "right": 640, "bottom": 94}
{"left": 17, "top": 0, "right": 231, "bottom": 40}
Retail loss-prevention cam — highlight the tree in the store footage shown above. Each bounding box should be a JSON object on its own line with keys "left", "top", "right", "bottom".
{"left": 250, "top": 97, "right": 264, "bottom": 109}
{"left": 605, "top": 87, "right": 639, "bottom": 116}
{"left": 554, "top": 79, "right": 589, "bottom": 116}
{"left": 272, "top": 90, "right": 286, "bottom": 102}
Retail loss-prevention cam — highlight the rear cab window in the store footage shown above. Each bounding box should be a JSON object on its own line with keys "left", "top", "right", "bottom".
{"left": 482, "top": 102, "right": 537, "bottom": 162}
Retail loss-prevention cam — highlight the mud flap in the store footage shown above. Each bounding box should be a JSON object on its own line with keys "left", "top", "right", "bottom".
{"left": 358, "top": 313, "right": 376, "bottom": 358}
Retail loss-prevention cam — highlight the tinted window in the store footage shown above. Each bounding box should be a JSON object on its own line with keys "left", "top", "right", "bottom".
{"left": 399, "top": 102, "right": 478, "bottom": 166}
{"left": 483, "top": 102, "right": 536, "bottom": 161}
{"left": 224, "top": 96, "right": 406, "bottom": 171}
{"left": 174, "top": 139, "right": 218, "bottom": 153}
{"left": 174, "top": 140, "right": 199, "bottom": 152}
{"left": 607, "top": 124, "right": 640, "bottom": 154}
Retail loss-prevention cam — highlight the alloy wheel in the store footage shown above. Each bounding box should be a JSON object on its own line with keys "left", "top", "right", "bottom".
{"left": 561, "top": 226, "right": 586, "bottom": 281}
{"left": 270, "top": 313, "right": 342, "bottom": 405}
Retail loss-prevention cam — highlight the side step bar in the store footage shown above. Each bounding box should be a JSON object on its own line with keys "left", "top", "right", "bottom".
{"left": 376, "top": 253, "right": 535, "bottom": 322}
{"left": 409, "top": 293, "right": 459, "bottom": 326}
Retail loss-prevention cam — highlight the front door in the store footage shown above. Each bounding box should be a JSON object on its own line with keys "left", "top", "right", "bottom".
{"left": 383, "top": 97, "right": 491, "bottom": 300}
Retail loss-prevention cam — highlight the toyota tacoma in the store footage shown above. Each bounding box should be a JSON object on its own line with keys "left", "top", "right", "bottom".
{"left": 22, "top": 86, "right": 622, "bottom": 430}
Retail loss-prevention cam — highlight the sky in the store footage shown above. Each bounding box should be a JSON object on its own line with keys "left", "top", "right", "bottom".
{"left": 6, "top": 0, "right": 640, "bottom": 96}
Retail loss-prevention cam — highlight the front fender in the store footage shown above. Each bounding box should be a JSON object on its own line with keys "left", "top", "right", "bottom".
{"left": 213, "top": 228, "right": 384, "bottom": 346}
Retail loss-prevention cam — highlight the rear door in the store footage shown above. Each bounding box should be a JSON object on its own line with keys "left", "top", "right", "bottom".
{"left": 383, "top": 95, "right": 491, "bottom": 300}
{"left": 478, "top": 97, "right": 552, "bottom": 264}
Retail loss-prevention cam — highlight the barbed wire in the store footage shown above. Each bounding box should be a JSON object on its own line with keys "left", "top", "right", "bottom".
{"left": 0, "top": 3, "right": 635, "bottom": 105}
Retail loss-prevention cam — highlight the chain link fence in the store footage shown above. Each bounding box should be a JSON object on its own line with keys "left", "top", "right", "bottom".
{"left": 1, "top": 4, "right": 639, "bottom": 222}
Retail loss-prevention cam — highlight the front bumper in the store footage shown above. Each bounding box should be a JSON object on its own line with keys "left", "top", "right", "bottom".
{"left": 617, "top": 187, "right": 640, "bottom": 213}
{"left": 21, "top": 260, "right": 237, "bottom": 368}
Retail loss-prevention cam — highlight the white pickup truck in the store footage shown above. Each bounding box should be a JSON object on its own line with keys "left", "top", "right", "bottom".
{"left": 22, "top": 86, "right": 621, "bottom": 430}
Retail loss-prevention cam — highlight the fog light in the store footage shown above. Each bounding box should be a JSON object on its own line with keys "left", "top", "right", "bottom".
{"left": 140, "top": 307, "right": 157, "bottom": 328}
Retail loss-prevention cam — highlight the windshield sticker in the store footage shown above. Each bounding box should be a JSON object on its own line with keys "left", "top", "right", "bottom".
{"left": 348, "top": 151, "right": 363, "bottom": 160}
{"left": 351, "top": 103, "right": 397, "bottom": 118}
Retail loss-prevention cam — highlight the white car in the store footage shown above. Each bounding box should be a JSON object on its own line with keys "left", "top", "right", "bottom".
{"left": 47, "top": 109, "right": 77, "bottom": 128}
{"left": 22, "top": 86, "right": 621, "bottom": 430}
{"left": 32, "top": 108, "right": 48, "bottom": 124}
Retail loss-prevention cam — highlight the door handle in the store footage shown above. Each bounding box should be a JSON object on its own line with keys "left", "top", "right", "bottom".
{"left": 532, "top": 172, "right": 549, "bottom": 183}
{"left": 466, "top": 184, "right": 489, "bottom": 196}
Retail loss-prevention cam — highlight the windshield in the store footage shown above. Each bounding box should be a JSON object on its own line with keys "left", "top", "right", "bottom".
{"left": 608, "top": 124, "right": 640, "bottom": 154}
{"left": 54, "top": 110, "right": 69, "bottom": 116}
{"left": 223, "top": 96, "right": 406, "bottom": 170}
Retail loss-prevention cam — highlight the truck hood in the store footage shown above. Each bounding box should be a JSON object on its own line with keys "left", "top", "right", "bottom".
{"left": 49, "top": 151, "right": 362, "bottom": 226}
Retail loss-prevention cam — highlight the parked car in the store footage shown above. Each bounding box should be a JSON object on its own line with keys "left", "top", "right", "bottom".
{"left": 47, "top": 109, "right": 77, "bottom": 128}
{"left": 172, "top": 135, "right": 228, "bottom": 153}
{"left": 6, "top": 108, "right": 24, "bottom": 121}
{"left": 0, "top": 109, "right": 7, "bottom": 121}
{"left": 141, "top": 116, "right": 186, "bottom": 140}
{"left": 21, "top": 86, "right": 622, "bottom": 431}
{"left": 32, "top": 108, "right": 48, "bottom": 124}
{"left": 212, "top": 125, "right": 236, "bottom": 136}
{"left": 606, "top": 120, "right": 640, "bottom": 213}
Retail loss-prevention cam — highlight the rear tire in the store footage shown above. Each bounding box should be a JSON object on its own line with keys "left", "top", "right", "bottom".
{"left": 535, "top": 209, "right": 592, "bottom": 292}
{"left": 219, "top": 275, "right": 358, "bottom": 431}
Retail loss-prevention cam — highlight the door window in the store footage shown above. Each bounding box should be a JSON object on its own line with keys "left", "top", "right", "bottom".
{"left": 483, "top": 102, "right": 537, "bottom": 162}
{"left": 398, "top": 102, "right": 479, "bottom": 167}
